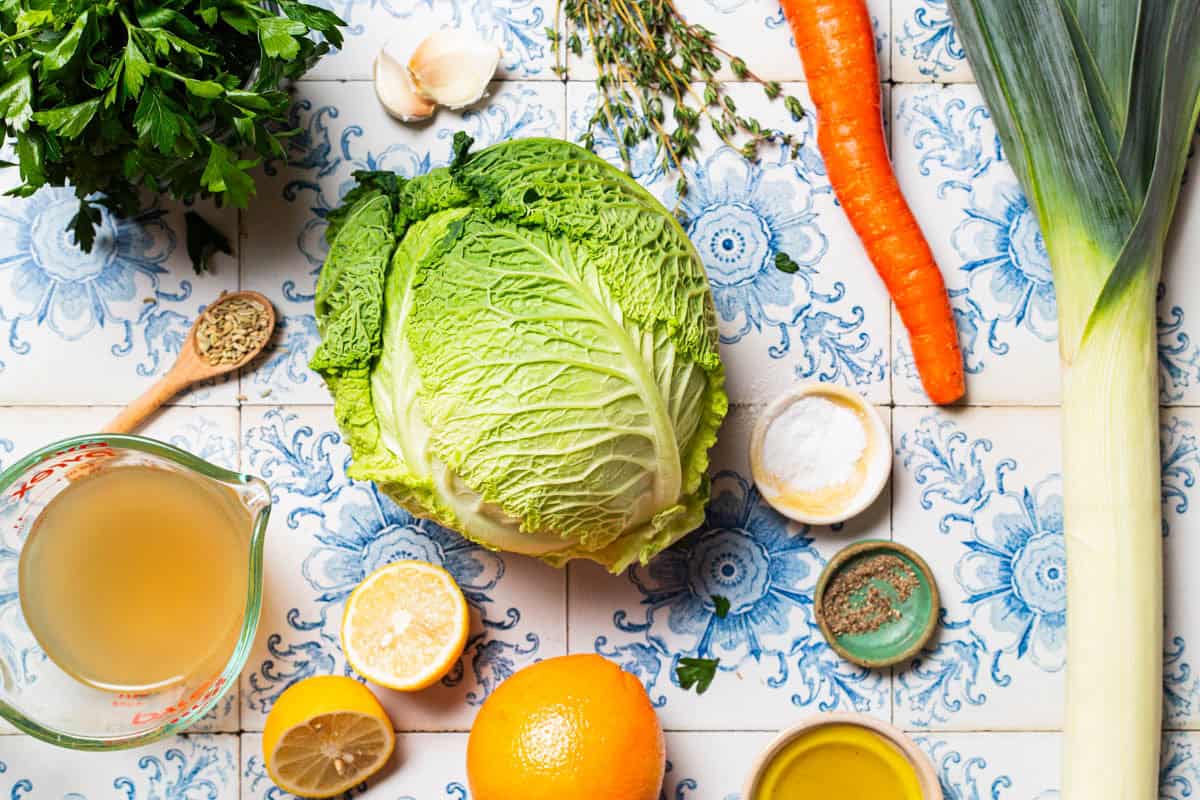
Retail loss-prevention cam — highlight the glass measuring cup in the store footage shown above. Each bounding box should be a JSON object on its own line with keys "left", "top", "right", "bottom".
{"left": 0, "top": 434, "right": 270, "bottom": 750}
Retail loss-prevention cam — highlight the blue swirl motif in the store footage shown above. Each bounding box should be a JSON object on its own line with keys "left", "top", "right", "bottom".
{"left": 670, "top": 143, "right": 884, "bottom": 388}
{"left": 657, "top": 759, "right": 738, "bottom": 800}
{"left": 314, "top": 0, "right": 545, "bottom": 73}
{"left": 1159, "top": 282, "right": 1200, "bottom": 402}
{"left": 596, "top": 471, "right": 885, "bottom": 712}
{"left": 896, "top": 415, "right": 1200, "bottom": 726}
{"left": 915, "top": 738, "right": 1015, "bottom": 800}
{"left": 254, "top": 88, "right": 558, "bottom": 396}
{"left": 1162, "top": 415, "right": 1200, "bottom": 536}
{"left": 897, "top": 0, "right": 966, "bottom": 79}
{"left": 1163, "top": 735, "right": 1200, "bottom": 800}
{"left": 896, "top": 91, "right": 1200, "bottom": 398}
{"left": 0, "top": 761, "right": 33, "bottom": 800}
{"left": 0, "top": 189, "right": 194, "bottom": 375}
{"left": 243, "top": 409, "right": 538, "bottom": 713}
{"left": 109, "top": 737, "right": 236, "bottom": 800}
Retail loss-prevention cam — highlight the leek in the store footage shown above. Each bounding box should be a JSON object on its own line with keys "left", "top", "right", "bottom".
{"left": 944, "top": 1, "right": 1200, "bottom": 797}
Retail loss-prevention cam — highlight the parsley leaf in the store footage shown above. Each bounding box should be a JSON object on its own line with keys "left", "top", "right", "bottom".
{"left": 200, "top": 141, "right": 257, "bottom": 208}
{"left": 711, "top": 595, "right": 731, "bottom": 619}
{"left": 0, "top": 56, "right": 33, "bottom": 131}
{"left": 184, "top": 210, "right": 233, "bottom": 274}
{"left": 122, "top": 40, "right": 152, "bottom": 97}
{"left": 0, "top": 0, "right": 345, "bottom": 269}
{"left": 676, "top": 657, "right": 719, "bottom": 695}
{"left": 34, "top": 99, "right": 101, "bottom": 138}
{"left": 775, "top": 252, "right": 801, "bottom": 274}
{"left": 258, "top": 17, "right": 306, "bottom": 60}
{"left": 40, "top": 11, "right": 90, "bottom": 76}
{"left": 134, "top": 87, "right": 183, "bottom": 153}
{"left": 68, "top": 201, "right": 102, "bottom": 251}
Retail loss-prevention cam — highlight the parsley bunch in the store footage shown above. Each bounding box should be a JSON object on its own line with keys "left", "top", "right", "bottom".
{"left": 0, "top": 0, "right": 344, "bottom": 270}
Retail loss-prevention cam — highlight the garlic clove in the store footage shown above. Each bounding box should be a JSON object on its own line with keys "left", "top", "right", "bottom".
{"left": 408, "top": 29, "right": 502, "bottom": 109}
{"left": 374, "top": 47, "right": 436, "bottom": 122}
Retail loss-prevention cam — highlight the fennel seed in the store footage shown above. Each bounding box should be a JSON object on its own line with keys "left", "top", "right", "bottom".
{"left": 195, "top": 297, "right": 271, "bottom": 367}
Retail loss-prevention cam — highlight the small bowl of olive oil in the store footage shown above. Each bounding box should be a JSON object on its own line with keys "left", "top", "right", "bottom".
{"left": 744, "top": 713, "right": 940, "bottom": 800}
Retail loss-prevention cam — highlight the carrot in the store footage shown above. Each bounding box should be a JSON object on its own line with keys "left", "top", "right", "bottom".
{"left": 781, "top": 0, "right": 965, "bottom": 405}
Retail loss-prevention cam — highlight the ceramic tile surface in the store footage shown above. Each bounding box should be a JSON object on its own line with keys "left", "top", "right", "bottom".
{"left": 3, "top": 0, "right": 1200, "bottom": 796}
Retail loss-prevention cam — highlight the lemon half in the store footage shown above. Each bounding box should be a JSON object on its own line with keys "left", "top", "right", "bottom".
{"left": 263, "top": 676, "right": 395, "bottom": 798}
{"left": 341, "top": 560, "right": 470, "bottom": 691}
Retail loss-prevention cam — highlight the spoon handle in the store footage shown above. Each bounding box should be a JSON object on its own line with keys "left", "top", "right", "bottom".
{"left": 101, "top": 368, "right": 194, "bottom": 434}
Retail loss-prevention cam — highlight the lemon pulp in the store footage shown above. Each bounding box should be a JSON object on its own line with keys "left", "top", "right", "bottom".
{"left": 754, "top": 723, "right": 923, "bottom": 800}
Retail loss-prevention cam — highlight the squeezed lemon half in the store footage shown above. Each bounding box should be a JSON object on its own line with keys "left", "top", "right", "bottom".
{"left": 263, "top": 676, "right": 395, "bottom": 798}
{"left": 341, "top": 560, "right": 470, "bottom": 691}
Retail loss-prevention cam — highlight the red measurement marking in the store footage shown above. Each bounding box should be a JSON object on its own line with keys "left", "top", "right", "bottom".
{"left": 8, "top": 443, "right": 115, "bottom": 500}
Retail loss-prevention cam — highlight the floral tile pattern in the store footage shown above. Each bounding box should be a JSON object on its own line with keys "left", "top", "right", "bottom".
{"left": 567, "top": 407, "right": 891, "bottom": 730}
{"left": 239, "top": 406, "right": 565, "bottom": 731}
{"left": 2, "top": 0, "right": 1200, "bottom": 795}
{"left": 308, "top": 0, "right": 557, "bottom": 80}
{"left": 0, "top": 734, "right": 238, "bottom": 797}
{"left": 891, "top": 0, "right": 973, "bottom": 82}
{"left": 0, "top": 196, "right": 240, "bottom": 405}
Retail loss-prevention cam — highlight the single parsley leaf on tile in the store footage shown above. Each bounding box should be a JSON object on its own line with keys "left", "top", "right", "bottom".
{"left": 711, "top": 595, "right": 731, "bottom": 619}
{"left": 676, "top": 657, "right": 719, "bottom": 695}
{"left": 775, "top": 252, "right": 801, "bottom": 274}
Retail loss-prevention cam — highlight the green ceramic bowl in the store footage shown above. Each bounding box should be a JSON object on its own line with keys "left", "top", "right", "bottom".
{"left": 814, "top": 540, "right": 939, "bottom": 669}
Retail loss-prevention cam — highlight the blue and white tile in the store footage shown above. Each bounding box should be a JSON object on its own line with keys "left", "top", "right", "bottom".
{"left": 0, "top": 733, "right": 238, "bottom": 798}
{"left": 890, "top": 85, "right": 1200, "bottom": 406}
{"left": 892, "top": 0, "right": 973, "bottom": 82}
{"left": 566, "top": 0, "right": 890, "bottom": 83}
{"left": 567, "top": 81, "right": 891, "bottom": 405}
{"left": 307, "top": 0, "right": 556, "bottom": 81}
{"left": 0, "top": 405, "right": 243, "bottom": 733}
{"left": 568, "top": 406, "right": 891, "bottom": 731}
{"left": 240, "top": 80, "right": 565, "bottom": 404}
{"left": 243, "top": 731, "right": 468, "bottom": 798}
{"left": 917, "top": 733, "right": 1059, "bottom": 799}
{"left": 0, "top": 195, "right": 239, "bottom": 405}
{"left": 890, "top": 84, "right": 1058, "bottom": 405}
{"left": 239, "top": 405, "right": 566, "bottom": 731}
{"left": 1162, "top": 408, "right": 1200, "bottom": 729}
{"left": 893, "top": 406, "right": 1065, "bottom": 730}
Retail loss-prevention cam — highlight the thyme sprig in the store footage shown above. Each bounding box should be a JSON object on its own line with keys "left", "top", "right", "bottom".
{"left": 550, "top": 0, "right": 805, "bottom": 198}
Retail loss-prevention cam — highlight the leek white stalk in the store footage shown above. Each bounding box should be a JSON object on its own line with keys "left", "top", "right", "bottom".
{"left": 945, "top": 1, "right": 1200, "bottom": 797}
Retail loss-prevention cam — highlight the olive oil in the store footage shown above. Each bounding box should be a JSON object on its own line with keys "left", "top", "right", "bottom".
{"left": 18, "top": 465, "right": 250, "bottom": 692}
{"left": 754, "top": 723, "right": 923, "bottom": 799}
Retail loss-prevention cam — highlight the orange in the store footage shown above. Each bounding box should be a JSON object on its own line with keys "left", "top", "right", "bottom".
{"left": 466, "top": 654, "right": 665, "bottom": 800}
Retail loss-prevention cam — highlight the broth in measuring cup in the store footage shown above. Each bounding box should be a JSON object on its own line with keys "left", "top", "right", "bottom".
{"left": 18, "top": 465, "right": 250, "bottom": 693}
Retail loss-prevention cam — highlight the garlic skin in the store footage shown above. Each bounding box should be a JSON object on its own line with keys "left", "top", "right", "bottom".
{"left": 408, "top": 29, "right": 502, "bottom": 109}
{"left": 374, "top": 47, "right": 436, "bottom": 122}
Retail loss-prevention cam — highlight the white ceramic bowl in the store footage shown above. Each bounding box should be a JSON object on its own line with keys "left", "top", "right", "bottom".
{"left": 742, "top": 713, "right": 941, "bottom": 800}
{"left": 749, "top": 383, "right": 891, "bottom": 526}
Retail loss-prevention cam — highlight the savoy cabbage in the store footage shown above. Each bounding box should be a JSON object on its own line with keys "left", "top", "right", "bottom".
{"left": 312, "top": 136, "right": 727, "bottom": 572}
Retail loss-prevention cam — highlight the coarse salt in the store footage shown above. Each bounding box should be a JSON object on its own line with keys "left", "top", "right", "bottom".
{"left": 762, "top": 396, "right": 867, "bottom": 493}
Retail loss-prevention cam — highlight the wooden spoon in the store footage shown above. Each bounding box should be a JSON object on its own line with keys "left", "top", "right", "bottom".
{"left": 103, "top": 290, "right": 277, "bottom": 434}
